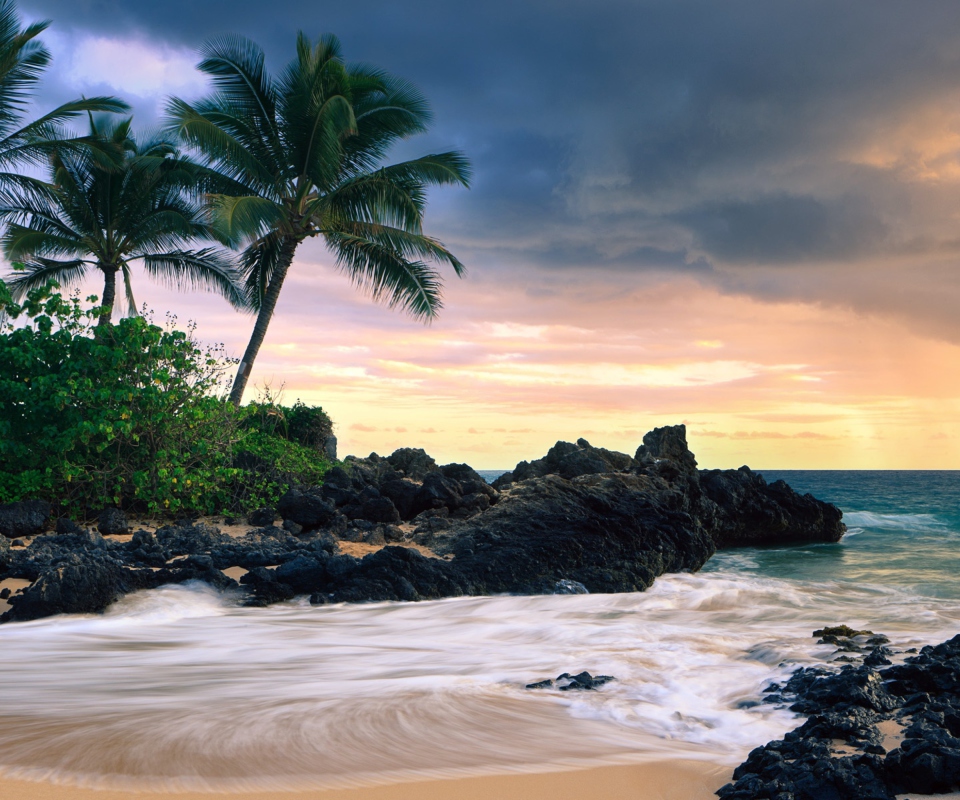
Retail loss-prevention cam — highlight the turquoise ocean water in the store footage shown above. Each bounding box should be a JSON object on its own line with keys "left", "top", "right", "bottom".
{"left": 737, "top": 470, "right": 960, "bottom": 599}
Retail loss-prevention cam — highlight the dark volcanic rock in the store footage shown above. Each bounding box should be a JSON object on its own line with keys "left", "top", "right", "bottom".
{"left": 379, "top": 478, "right": 420, "bottom": 520}
{"left": 0, "top": 423, "right": 845, "bottom": 623}
{"left": 97, "top": 507, "right": 129, "bottom": 536}
{"left": 700, "top": 468, "right": 845, "bottom": 547}
{"left": 719, "top": 633, "right": 960, "bottom": 800}
{"left": 358, "top": 495, "right": 401, "bottom": 525}
{"left": 525, "top": 671, "right": 615, "bottom": 691}
{"left": 411, "top": 472, "right": 463, "bottom": 517}
{"left": 0, "top": 500, "right": 51, "bottom": 538}
{"left": 386, "top": 447, "right": 438, "bottom": 480}
{"left": 324, "top": 545, "right": 468, "bottom": 604}
{"left": 635, "top": 426, "right": 699, "bottom": 474}
{"left": 55, "top": 517, "right": 84, "bottom": 535}
{"left": 2, "top": 554, "right": 147, "bottom": 621}
{"left": 445, "top": 471, "right": 716, "bottom": 594}
{"left": 319, "top": 466, "right": 361, "bottom": 507}
{"left": 247, "top": 507, "right": 277, "bottom": 527}
{"left": 277, "top": 489, "right": 337, "bottom": 529}
{"left": 493, "top": 438, "right": 632, "bottom": 487}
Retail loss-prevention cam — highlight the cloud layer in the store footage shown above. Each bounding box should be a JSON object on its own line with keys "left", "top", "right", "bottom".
{"left": 11, "top": 0, "right": 960, "bottom": 466}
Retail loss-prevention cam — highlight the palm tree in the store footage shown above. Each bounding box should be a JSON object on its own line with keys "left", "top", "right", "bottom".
{"left": 167, "top": 33, "right": 470, "bottom": 405}
{"left": 0, "top": 0, "right": 128, "bottom": 202}
{"left": 1, "top": 116, "right": 246, "bottom": 324}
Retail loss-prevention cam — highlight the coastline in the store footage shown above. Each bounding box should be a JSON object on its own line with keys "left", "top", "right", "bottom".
{"left": 0, "top": 761, "right": 732, "bottom": 800}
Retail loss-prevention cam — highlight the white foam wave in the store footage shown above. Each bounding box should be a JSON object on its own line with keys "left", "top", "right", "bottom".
{"left": 0, "top": 572, "right": 957, "bottom": 790}
{"left": 842, "top": 510, "right": 946, "bottom": 530}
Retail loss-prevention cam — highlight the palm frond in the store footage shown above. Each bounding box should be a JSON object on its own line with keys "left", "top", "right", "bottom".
{"left": 4, "top": 256, "right": 88, "bottom": 299}
{"left": 331, "top": 221, "right": 465, "bottom": 277}
{"left": 321, "top": 153, "right": 471, "bottom": 233}
{"left": 327, "top": 230, "right": 443, "bottom": 320}
{"left": 195, "top": 34, "right": 286, "bottom": 166}
{"left": 141, "top": 247, "right": 249, "bottom": 310}
{"left": 207, "top": 193, "right": 286, "bottom": 247}
{"left": 2, "top": 223, "right": 83, "bottom": 260}
{"left": 166, "top": 98, "right": 278, "bottom": 194}
{"left": 121, "top": 262, "right": 138, "bottom": 317}
{"left": 0, "top": 1, "right": 50, "bottom": 134}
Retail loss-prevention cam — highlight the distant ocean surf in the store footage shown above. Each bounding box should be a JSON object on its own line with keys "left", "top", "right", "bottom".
{"left": 0, "top": 471, "right": 957, "bottom": 790}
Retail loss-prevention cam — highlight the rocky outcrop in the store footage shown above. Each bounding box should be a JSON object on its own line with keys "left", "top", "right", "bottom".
{"left": 719, "top": 633, "right": 960, "bottom": 799}
{"left": 0, "top": 424, "right": 844, "bottom": 622}
{"left": 0, "top": 500, "right": 51, "bottom": 538}
{"left": 97, "top": 507, "right": 129, "bottom": 536}
{"left": 435, "top": 472, "right": 715, "bottom": 594}
{"left": 495, "top": 425, "right": 845, "bottom": 552}
{"left": 493, "top": 438, "right": 632, "bottom": 486}
{"left": 318, "top": 454, "right": 502, "bottom": 524}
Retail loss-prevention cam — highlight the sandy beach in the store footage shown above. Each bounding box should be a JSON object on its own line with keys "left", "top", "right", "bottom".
{"left": 0, "top": 761, "right": 731, "bottom": 800}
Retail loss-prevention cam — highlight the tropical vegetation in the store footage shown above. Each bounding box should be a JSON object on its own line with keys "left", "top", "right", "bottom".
{"left": 0, "top": 282, "right": 333, "bottom": 514}
{"left": 167, "top": 33, "right": 470, "bottom": 404}
{"left": 0, "top": 2, "right": 469, "bottom": 516}
{"left": 1, "top": 116, "right": 246, "bottom": 325}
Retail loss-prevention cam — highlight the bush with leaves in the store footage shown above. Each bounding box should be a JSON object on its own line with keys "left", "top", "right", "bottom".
{"left": 231, "top": 394, "right": 334, "bottom": 509}
{"left": 0, "top": 282, "right": 241, "bottom": 514}
{"left": 0, "top": 283, "right": 337, "bottom": 517}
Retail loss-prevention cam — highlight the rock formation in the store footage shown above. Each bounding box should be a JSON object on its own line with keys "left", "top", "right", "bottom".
{"left": 719, "top": 633, "right": 960, "bottom": 799}
{"left": 0, "top": 425, "right": 844, "bottom": 622}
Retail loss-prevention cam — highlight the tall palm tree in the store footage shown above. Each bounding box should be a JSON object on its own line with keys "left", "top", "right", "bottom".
{"left": 1, "top": 116, "right": 246, "bottom": 324}
{"left": 0, "top": 0, "right": 128, "bottom": 202}
{"left": 167, "top": 33, "right": 470, "bottom": 405}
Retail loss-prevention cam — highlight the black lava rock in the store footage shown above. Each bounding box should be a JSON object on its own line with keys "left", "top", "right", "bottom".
{"left": 411, "top": 472, "right": 462, "bottom": 517}
{"left": 379, "top": 478, "right": 420, "bottom": 520}
{"left": 97, "top": 507, "right": 129, "bottom": 536}
{"left": 277, "top": 489, "right": 337, "bottom": 529}
{"left": 55, "top": 517, "right": 84, "bottom": 535}
{"left": 0, "top": 500, "right": 51, "bottom": 538}
{"left": 719, "top": 633, "right": 960, "bottom": 800}
{"left": 247, "top": 507, "right": 277, "bottom": 527}
{"left": 0, "top": 424, "right": 847, "bottom": 624}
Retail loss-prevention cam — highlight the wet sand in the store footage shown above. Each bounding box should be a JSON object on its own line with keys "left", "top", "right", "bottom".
{"left": 0, "top": 760, "right": 731, "bottom": 800}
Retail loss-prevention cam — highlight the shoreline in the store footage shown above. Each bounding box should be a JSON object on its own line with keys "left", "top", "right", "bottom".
{"left": 0, "top": 761, "right": 732, "bottom": 800}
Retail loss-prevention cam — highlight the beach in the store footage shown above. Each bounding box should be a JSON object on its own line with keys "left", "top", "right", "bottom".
{"left": 0, "top": 762, "right": 731, "bottom": 800}
{"left": 2, "top": 471, "right": 960, "bottom": 798}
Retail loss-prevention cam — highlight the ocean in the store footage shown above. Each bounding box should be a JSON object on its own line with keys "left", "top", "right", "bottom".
{"left": 0, "top": 471, "right": 957, "bottom": 791}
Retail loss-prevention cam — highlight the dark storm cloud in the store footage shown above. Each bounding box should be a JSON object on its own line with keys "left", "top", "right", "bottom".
{"left": 18, "top": 0, "right": 960, "bottom": 332}
{"left": 675, "top": 195, "right": 889, "bottom": 264}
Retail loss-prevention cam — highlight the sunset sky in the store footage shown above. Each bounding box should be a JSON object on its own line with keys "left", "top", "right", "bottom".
{"left": 15, "top": 0, "right": 960, "bottom": 469}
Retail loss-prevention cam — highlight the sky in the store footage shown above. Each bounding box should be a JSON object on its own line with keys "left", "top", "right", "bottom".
{"left": 13, "top": 0, "right": 960, "bottom": 469}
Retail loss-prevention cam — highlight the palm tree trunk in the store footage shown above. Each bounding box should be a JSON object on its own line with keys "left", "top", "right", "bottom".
{"left": 228, "top": 236, "right": 299, "bottom": 406}
{"left": 98, "top": 266, "right": 118, "bottom": 328}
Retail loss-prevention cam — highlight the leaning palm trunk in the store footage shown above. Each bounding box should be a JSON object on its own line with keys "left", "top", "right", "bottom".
{"left": 98, "top": 266, "right": 118, "bottom": 327}
{"left": 228, "top": 237, "right": 297, "bottom": 405}
{"left": 170, "top": 34, "right": 470, "bottom": 408}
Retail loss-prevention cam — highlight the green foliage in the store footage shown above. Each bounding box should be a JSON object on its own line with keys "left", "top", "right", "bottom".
{"left": 0, "top": 282, "right": 336, "bottom": 516}
{"left": 230, "top": 395, "right": 334, "bottom": 508}
{"left": 0, "top": 282, "right": 240, "bottom": 514}
{"left": 231, "top": 431, "right": 332, "bottom": 509}
{"left": 242, "top": 395, "right": 333, "bottom": 447}
{"left": 0, "top": 115, "right": 246, "bottom": 323}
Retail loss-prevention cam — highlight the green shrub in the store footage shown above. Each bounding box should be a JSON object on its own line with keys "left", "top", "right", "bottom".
{"left": 0, "top": 283, "right": 240, "bottom": 515}
{"left": 0, "top": 283, "right": 337, "bottom": 516}
{"left": 231, "top": 396, "right": 334, "bottom": 508}
{"left": 230, "top": 431, "right": 332, "bottom": 509}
